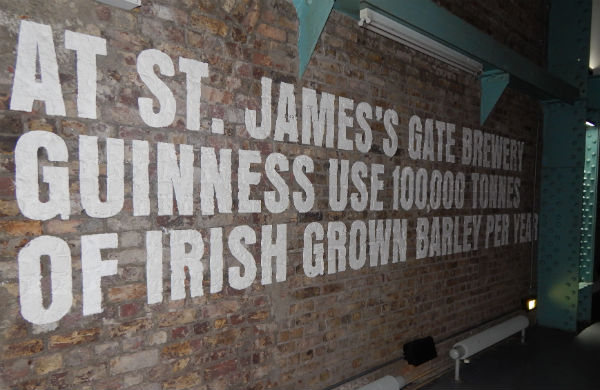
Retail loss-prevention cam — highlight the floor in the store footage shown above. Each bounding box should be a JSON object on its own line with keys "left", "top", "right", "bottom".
{"left": 420, "top": 322, "right": 600, "bottom": 390}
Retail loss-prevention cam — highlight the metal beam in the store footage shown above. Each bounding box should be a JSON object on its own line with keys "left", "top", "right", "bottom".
{"left": 359, "top": 0, "right": 579, "bottom": 103}
{"left": 333, "top": 0, "right": 359, "bottom": 19}
{"left": 480, "top": 70, "right": 510, "bottom": 125}
{"left": 292, "top": 0, "right": 335, "bottom": 78}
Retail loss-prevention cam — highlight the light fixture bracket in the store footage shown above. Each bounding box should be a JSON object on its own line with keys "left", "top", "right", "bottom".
{"left": 358, "top": 8, "right": 482, "bottom": 75}
{"left": 95, "top": 0, "right": 141, "bottom": 10}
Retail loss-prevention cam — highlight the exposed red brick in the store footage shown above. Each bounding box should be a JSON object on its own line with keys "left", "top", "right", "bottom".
{"left": 171, "top": 326, "right": 189, "bottom": 339}
{"left": 119, "top": 302, "right": 141, "bottom": 318}
{"left": 205, "top": 359, "right": 238, "bottom": 381}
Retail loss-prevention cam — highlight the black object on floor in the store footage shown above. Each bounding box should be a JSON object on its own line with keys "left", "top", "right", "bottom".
{"left": 421, "top": 324, "right": 600, "bottom": 389}
{"left": 404, "top": 336, "right": 438, "bottom": 366}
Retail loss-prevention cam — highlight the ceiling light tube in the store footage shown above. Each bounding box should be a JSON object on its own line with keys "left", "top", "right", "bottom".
{"left": 358, "top": 8, "right": 483, "bottom": 75}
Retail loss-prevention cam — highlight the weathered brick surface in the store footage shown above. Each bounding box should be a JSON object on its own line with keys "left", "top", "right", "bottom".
{"left": 33, "top": 354, "right": 63, "bottom": 376}
{"left": 108, "top": 283, "right": 147, "bottom": 303}
{"left": 162, "top": 371, "right": 203, "bottom": 390}
{"left": 109, "top": 349, "right": 159, "bottom": 374}
{"left": 1, "top": 339, "right": 43, "bottom": 360}
{"left": 0, "top": 220, "right": 42, "bottom": 237}
{"left": 49, "top": 329, "right": 100, "bottom": 349}
{"left": 0, "top": 0, "right": 543, "bottom": 389}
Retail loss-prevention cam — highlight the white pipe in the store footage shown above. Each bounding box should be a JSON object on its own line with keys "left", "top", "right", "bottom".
{"left": 356, "top": 375, "right": 406, "bottom": 390}
{"left": 449, "top": 315, "right": 529, "bottom": 381}
{"left": 454, "top": 359, "right": 460, "bottom": 382}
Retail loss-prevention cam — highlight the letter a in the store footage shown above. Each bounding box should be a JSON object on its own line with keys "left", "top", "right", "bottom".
{"left": 10, "top": 21, "right": 65, "bottom": 116}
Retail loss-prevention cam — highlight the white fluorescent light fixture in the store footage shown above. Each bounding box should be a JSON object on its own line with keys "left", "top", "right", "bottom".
{"left": 95, "top": 0, "right": 141, "bottom": 10}
{"left": 358, "top": 8, "right": 483, "bottom": 75}
{"left": 586, "top": 121, "right": 596, "bottom": 127}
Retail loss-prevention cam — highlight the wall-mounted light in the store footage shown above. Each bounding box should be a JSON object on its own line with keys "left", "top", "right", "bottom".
{"left": 586, "top": 121, "right": 596, "bottom": 127}
{"left": 95, "top": 0, "right": 141, "bottom": 10}
{"left": 522, "top": 296, "right": 537, "bottom": 311}
{"left": 358, "top": 7, "right": 482, "bottom": 75}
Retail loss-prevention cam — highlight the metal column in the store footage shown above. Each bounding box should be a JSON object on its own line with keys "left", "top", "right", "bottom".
{"left": 538, "top": 0, "right": 592, "bottom": 331}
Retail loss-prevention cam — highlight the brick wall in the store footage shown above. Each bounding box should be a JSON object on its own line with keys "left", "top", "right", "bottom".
{"left": 0, "top": 1, "right": 542, "bottom": 389}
